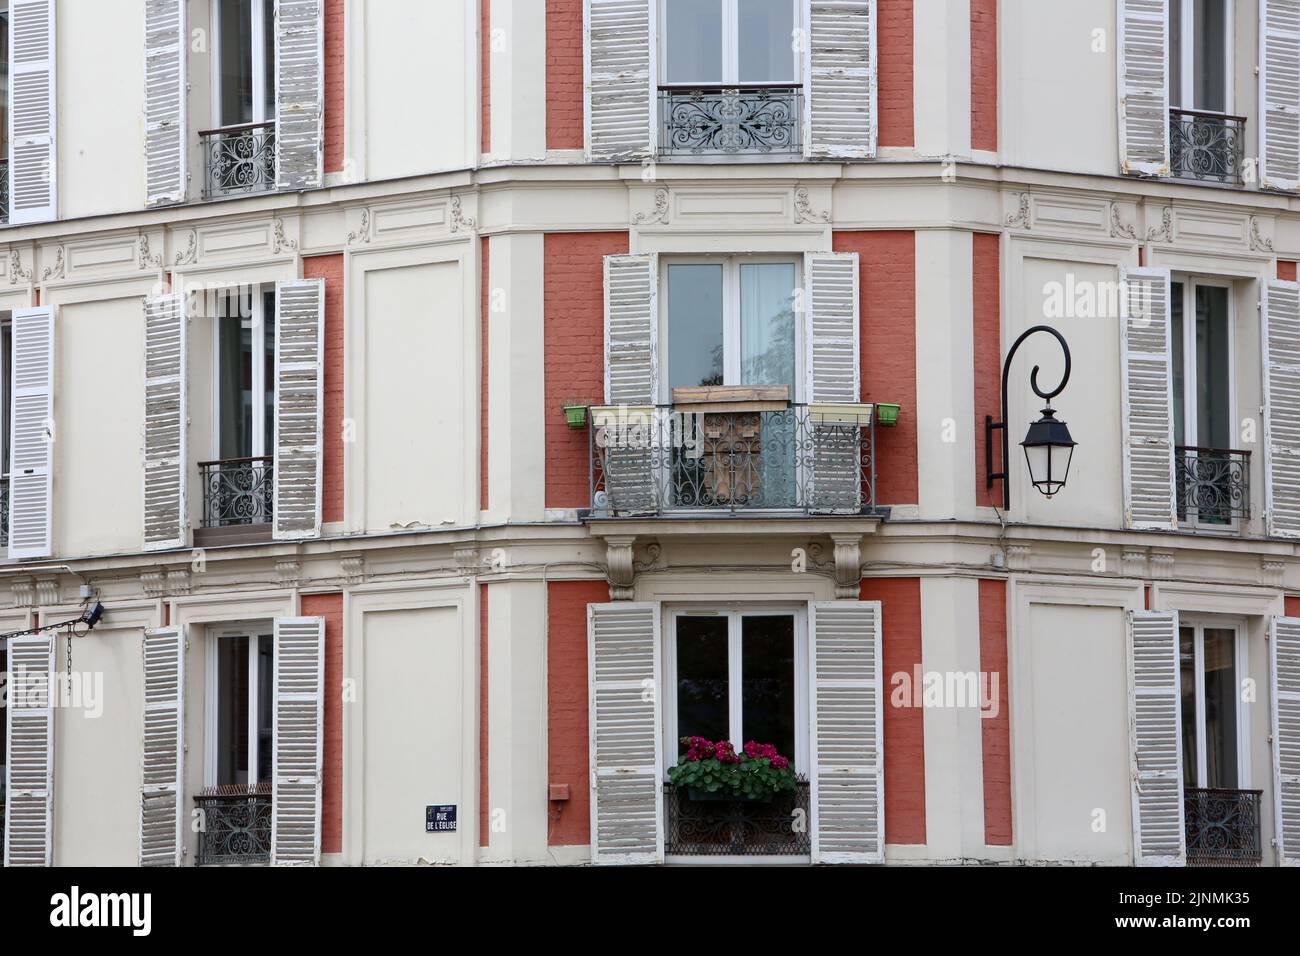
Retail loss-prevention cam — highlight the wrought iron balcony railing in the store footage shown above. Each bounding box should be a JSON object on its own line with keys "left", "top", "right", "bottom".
{"left": 1185, "top": 787, "right": 1262, "bottom": 866}
{"left": 1, "top": 475, "right": 8, "bottom": 548}
{"left": 1169, "top": 109, "right": 1245, "bottom": 185}
{"left": 664, "top": 780, "right": 810, "bottom": 857}
{"left": 200, "top": 122, "right": 276, "bottom": 199}
{"left": 589, "top": 404, "right": 875, "bottom": 518}
{"left": 1175, "top": 446, "right": 1249, "bottom": 525}
{"left": 200, "top": 456, "right": 273, "bottom": 528}
{"left": 659, "top": 85, "right": 802, "bottom": 156}
{"left": 0, "top": 159, "right": 8, "bottom": 224}
{"left": 194, "top": 784, "right": 271, "bottom": 866}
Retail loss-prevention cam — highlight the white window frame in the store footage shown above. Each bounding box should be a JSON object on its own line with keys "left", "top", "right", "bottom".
{"left": 658, "top": 255, "right": 804, "bottom": 401}
{"left": 1170, "top": 0, "right": 1234, "bottom": 114}
{"left": 1179, "top": 617, "right": 1250, "bottom": 790}
{"left": 662, "top": 604, "right": 808, "bottom": 776}
{"left": 210, "top": 0, "right": 273, "bottom": 128}
{"left": 658, "top": 0, "right": 801, "bottom": 87}
{"left": 203, "top": 623, "right": 274, "bottom": 788}
{"left": 1171, "top": 275, "right": 1237, "bottom": 528}
{"left": 210, "top": 285, "right": 274, "bottom": 461}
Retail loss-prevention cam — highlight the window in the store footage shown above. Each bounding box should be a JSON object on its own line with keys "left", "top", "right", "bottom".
{"left": 663, "top": 258, "right": 799, "bottom": 396}
{"left": 215, "top": 287, "right": 275, "bottom": 462}
{"left": 207, "top": 628, "right": 274, "bottom": 787}
{"left": 1178, "top": 622, "right": 1244, "bottom": 789}
{"left": 1168, "top": 0, "right": 1231, "bottom": 114}
{"left": 665, "top": 608, "right": 806, "bottom": 772}
{"left": 214, "top": 0, "right": 275, "bottom": 128}
{"left": 662, "top": 0, "right": 798, "bottom": 85}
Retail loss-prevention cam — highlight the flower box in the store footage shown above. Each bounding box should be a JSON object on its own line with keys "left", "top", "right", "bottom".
{"left": 667, "top": 737, "right": 797, "bottom": 803}
{"left": 687, "top": 786, "right": 773, "bottom": 804}
{"left": 875, "top": 402, "right": 900, "bottom": 427}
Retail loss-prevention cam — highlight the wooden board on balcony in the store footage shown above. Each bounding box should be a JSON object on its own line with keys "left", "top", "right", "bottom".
{"left": 671, "top": 384, "right": 789, "bottom": 413}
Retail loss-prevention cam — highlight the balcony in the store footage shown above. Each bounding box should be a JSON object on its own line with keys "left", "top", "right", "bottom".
{"left": 1175, "top": 446, "right": 1249, "bottom": 526}
{"left": 200, "top": 122, "right": 276, "bottom": 199}
{"left": 198, "top": 456, "right": 273, "bottom": 545}
{"left": 1185, "top": 788, "right": 1262, "bottom": 866}
{"left": 664, "top": 781, "right": 810, "bottom": 858}
{"left": 194, "top": 784, "right": 271, "bottom": 866}
{"left": 1168, "top": 109, "right": 1245, "bottom": 185}
{"left": 659, "top": 85, "right": 801, "bottom": 157}
{"left": 589, "top": 402, "right": 875, "bottom": 518}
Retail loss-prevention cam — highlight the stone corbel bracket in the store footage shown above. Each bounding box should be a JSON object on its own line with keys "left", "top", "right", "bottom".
{"left": 605, "top": 534, "right": 638, "bottom": 601}
{"left": 830, "top": 534, "right": 863, "bottom": 599}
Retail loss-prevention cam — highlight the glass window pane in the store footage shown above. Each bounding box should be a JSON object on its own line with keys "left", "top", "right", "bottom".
{"left": 263, "top": 290, "right": 276, "bottom": 457}
{"left": 741, "top": 615, "right": 795, "bottom": 762}
{"left": 1202, "top": 629, "right": 1238, "bottom": 789}
{"left": 2, "top": 323, "right": 11, "bottom": 474}
{"left": 217, "top": 636, "right": 251, "bottom": 786}
{"left": 739, "top": 0, "right": 795, "bottom": 83}
{"left": 0, "top": 647, "right": 7, "bottom": 772}
{"left": 1179, "top": 627, "right": 1197, "bottom": 789}
{"left": 0, "top": 11, "right": 9, "bottom": 158}
{"left": 218, "top": 0, "right": 254, "bottom": 126}
{"left": 262, "top": 0, "right": 275, "bottom": 121}
{"left": 668, "top": 264, "right": 724, "bottom": 390}
{"left": 1169, "top": 0, "right": 1183, "bottom": 107}
{"left": 740, "top": 263, "right": 797, "bottom": 392}
{"left": 1193, "top": 0, "right": 1227, "bottom": 113}
{"left": 256, "top": 635, "right": 274, "bottom": 784}
{"left": 665, "top": 0, "right": 722, "bottom": 84}
{"left": 1171, "top": 282, "right": 1185, "bottom": 446}
{"left": 218, "top": 290, "right": 255, "bottom": 460}
{"left": 675, "top": 616, "right": 729, "bottom": 750}
{"left": 1194, "top": 285, "right": 1231, "bottom": 450}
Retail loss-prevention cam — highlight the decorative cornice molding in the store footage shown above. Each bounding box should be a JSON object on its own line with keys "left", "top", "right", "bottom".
{"left": 450, "top": 195, "right": 476, "bottom": 233}
{"left": 1005, "top": 193, "right": 1031, "bottom": 229}
{"left": 794, "top": 187, "right": 830, "bottom": 224}
{"left": 1250, "top": 216, "right": 1275, "bottom": 252}
{"left": 272, "top": 218, "right": 299, "bottom": 254}
{"left": 1146, "top": 206, "right": 1173, "bottom": 243}
{"left": 41, "top": 245, "right": 65, "bottom": 281}
{"left": 1109, "top": 203, "right": 1138, "bottom": 240}
{"left": 174, "top": 230, "right": 198, "bottom": 265}
{"left": 633, "top": 187, "right": 670, "bottom": 225}
{"left": 276, "top": 559, "right": 302, "bottom": 589}
{"left": 340, "top": 553, "right": 365, "bottom": 586}
{"left": 35, "top": 577, "right": 59, "bottom": 607}
{"left": 10, "top": 576, "right": 34, "bottom": 608}
{"left": 166, "top": 569, "right": 191, "bottom": 596}
{"left": 346, "top": 208, "right": 371, "bottom": 245}
{"left": 141, "top": 570, "right": 166, "bottom": 599}
{"left": 1262, "top": 558, "right": 1285, "bottom": 589}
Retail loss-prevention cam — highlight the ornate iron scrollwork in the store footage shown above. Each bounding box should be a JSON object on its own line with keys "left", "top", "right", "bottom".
{"left": 1175, "top": 446, "right": 1250, "bottom": 524}
{"left": 660, "top": 87, "right": 801, "bottom": 156}
{"left": 194, "top": 786, "right": 272, "bottom": 866}
{"left": 664, "top": 781, "right": 811, "bottom": 856}
{"left": 1169, "top": 110, "right": 1245, "bottom": 185}
{"left": 202, "top": 123, "right": 277, "bottom": 198}
{"left": 200, "top": 457, "right": 274, "bottom": 528}
{"left": 1184, "top": 788, "right": 1262, "bottom": 866}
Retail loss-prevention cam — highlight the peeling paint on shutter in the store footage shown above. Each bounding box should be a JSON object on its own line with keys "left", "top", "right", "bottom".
{"left": 143, "top": 293, "right": 188, "bottom": 550}
{"left": 588, "top": 602, "right": 662, "bottom": 864}
{"left": 7, "top": 0, "right": 55, "bottom": 223}
{"left": 144, "top": 0, "right": 187, "bottom": 205}
{"left": 602, "top": 255, "right": 659, "bottom": 515}
{"left": 584, "top": 0, "right": 654, "bottom": 162}
{"left": 273, "top": 279, "right": 323, "bottom": 539}
{"left": 805, "top": 252, "right": 862, "bottom": 513}
{"left": 1127, "top": 610, "right": 1186, "bottom": 866}
{"left": 274, "top": 0, "right": 324, "bottom": 190}
{"left": 4, "top": 634, "right": 54, "bottom": 867}
{"left": 1262, "top": 0, "right": 1300, "bottom": 191}
{"left": 1118, "top": 0, "right": 1169, "bottom": 177}
{"left": 1120, "top": 267, "right": 1176, "bottom": 530}
{"left": 140, "top": 625, "right": 184, "bottom": 866}
{"left": 9, "top": 306, "right": 54, "bottom": 560}
{"left": 1272, "top": 616, "right": 1300, "bottom": 865}
{"left": 1264, "top": 280, "right": 1300, "bottom": 536}
{"left": 810, "top": 601, "right": 883, "bottom": 864}
{"left": 804, "top": 0, "right": 876, "bottom": 159}
{"left": 272, "top": 616, "right": 324, "bottom": 866}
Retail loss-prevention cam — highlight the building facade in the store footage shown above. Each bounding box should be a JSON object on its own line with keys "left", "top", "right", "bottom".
{"left": 0, "top": 0, "right": 1297, "bottom": 867}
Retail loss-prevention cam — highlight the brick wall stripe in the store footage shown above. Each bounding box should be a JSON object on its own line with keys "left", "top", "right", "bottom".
{"left": 877, "top": 0, "right": 914, "bottom": 148}
{"left": 970, "top": 0, "right": 998, "bottom": 152}
{"left": 481, "top": 0, "right": 491, "bottom": 154}
{"left": 546, "top": 0, "right": 584, "bottom": 150}
{"left": 978, "top": 578, "right": 1012, "bottom": 845}
{"left": 323, "top": 0, "right": 345, "bottom": 172}
{"left": 1280, "top": 260, "right": 1297, "bottom": 282}
{"left": 300, "top": 593, "right": 343, "bottom": 855}
{"left": 480, "top": 582, "right": 490, "bottom": 848}
{"left": 480, "top": 237, "right": 490, "bottom": 513}
{"left": 973, "top": 232, "right": 1000, "bottom": 507}
{"left": 304, "top": 254, "right": 344, "bottom": 525}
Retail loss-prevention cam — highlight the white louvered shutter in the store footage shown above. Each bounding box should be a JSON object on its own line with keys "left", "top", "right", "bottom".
{"left": 584, "top": 0, "right": 654, "bottom": 162}
{"left": 144, "top": 0, "right": 186, "bottom": 205}
{"left": 273, "top": 279, "right": 323, "bottom": 539}
{"left": 140, "top": 625, "right": 185, "bottom": 866}
{"left": 810, "top": 601, "right": 884, "bottom": 863}
{"left": 1120, "top": 267, "right": 1176, "bottom": 530}
{"left": 1127, "top": 610, "right": 1186, "bottom": 866}
{"left": 588, "top": 602, "right": 662, "bottom": 864}
{"left": 805, "top": 252, "right": 862, "bottom": 513}
{"left": 4, "top": 634, "right": 54, "bottom": 866}
{"left": 1264, "top": 280, "right": 1300, "bottom": 536}
{"left": 9, "top": 306, "right": 54, "bottom": 560}
{"left": 274, "top": 0, "right": 324, "bottom": 190}
{"left": 804, "top": 0, "right": 876, "bottom": 159}
{"left": 272, "top": 616, "right": 324, "bottom": 866}
{"left": 1272, "top": 616, "right": 1300, "bottom": 865}
{"left": 143, "top": 293, "right": 188, "bottom": 550}
{"left": 7, "top": 0, "right": 56, "bottom": 223}
{"left": 1117, "top": 0, "right": 1169, "bottom": 177}
{"left": 1262, "top": 0, "right": 1300, "bottom": 191}
{"left": 601, "top": 254, "right": 659, "bottom": 515}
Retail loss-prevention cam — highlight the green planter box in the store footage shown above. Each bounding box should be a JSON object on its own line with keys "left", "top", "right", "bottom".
{"left": 687, "top": 786, "right": 773, "bottom": 804}
{"left": 875, "top": 402, "right": 900, "bottom": 427}
{"left": 562, "top": 405, "right": 588, "bottom": 429}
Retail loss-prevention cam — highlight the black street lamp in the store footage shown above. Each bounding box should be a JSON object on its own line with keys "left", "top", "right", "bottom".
{"left": 985, "top": 325, "right": 1076, "bottom": 511}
